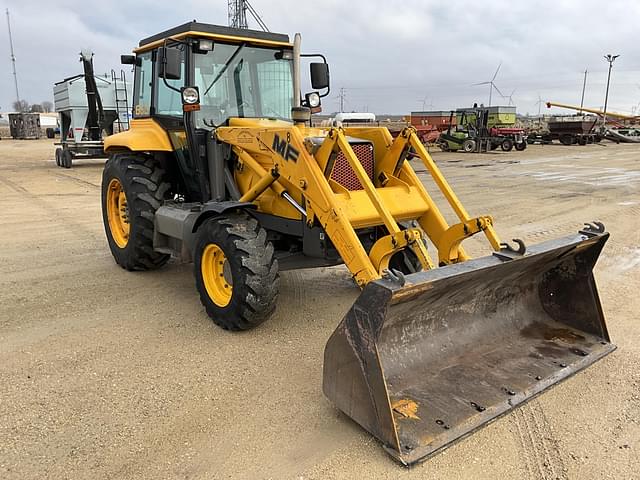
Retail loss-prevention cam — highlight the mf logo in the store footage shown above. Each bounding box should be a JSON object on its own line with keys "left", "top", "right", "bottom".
{"left": 272, "top": 134, "right": 299, "bottom": 162}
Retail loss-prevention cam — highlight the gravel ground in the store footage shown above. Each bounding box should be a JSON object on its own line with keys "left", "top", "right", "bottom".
{"left": 0, "top": 139, "right": 638, "bottom": 479}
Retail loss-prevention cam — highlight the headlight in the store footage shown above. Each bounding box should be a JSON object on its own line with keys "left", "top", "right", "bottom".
{"left": 305, "top": 92, "right": 321, "bottom": 108}
{"left": 198, "top": 39, "right": 214, "bottom": 51}
{"left": 182, "top": 86, "right": 199, "bottom": 105}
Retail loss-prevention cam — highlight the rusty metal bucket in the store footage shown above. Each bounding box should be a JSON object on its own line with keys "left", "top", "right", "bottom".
{"left": 323, "top": 226, "right": 614, "bottom": 465}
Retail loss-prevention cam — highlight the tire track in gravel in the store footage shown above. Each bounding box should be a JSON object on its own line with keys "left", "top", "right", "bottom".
{"left": 0, "top": 175, "right": 28, "bottom": 193}
{"left": 511, "top": 402, "right": 568, "bottom": 480}
{"left": 53, "top": 171, "right": 101, "bottom": 188}
{"left": 0, "top": 171, "right": 98, "bottom": 239}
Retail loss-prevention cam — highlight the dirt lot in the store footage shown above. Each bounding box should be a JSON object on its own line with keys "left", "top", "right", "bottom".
{"left": 1, "top": 139, "right": 638, "bottom": 479}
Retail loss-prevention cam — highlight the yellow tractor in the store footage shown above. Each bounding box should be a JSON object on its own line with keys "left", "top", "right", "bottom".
{"left": 102, "top": 22, "right": 614, "bottom": 465}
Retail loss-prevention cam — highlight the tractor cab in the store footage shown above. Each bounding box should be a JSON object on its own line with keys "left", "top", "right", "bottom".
{"left": 110, "top": 22, "right": 329, "bottom": 203}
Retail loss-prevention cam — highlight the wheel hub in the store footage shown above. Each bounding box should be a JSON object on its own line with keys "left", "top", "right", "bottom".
{"left": 106, "top": 178, "right": 130, "bottom": 248}
{"left": 201, "top": 244, "right": 233, "bottom": 307}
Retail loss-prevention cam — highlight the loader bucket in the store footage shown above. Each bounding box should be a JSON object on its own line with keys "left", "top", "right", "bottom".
{"left": 323, "top": 228, "right": 614, "bottom": 465}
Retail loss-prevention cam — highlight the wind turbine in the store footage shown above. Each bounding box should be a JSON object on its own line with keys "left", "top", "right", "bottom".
{"left": 473, "top": 62, "right": 503, "bottom": 106}
{"left": 506, "top": 88, "right": 516, "bottom": 106}
{"left": 534, "top": 94, "right": 544, "bottom": 127}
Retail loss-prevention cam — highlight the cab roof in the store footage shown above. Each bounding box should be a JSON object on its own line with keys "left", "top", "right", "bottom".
{"left": 136, "top": 21, "right": 291, "bottom": 52}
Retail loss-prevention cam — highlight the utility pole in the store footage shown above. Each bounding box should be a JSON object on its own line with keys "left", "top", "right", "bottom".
{"left": 579, "top": 69, "right": 587, "bottom": 114}
{"left": 338, "top": 87, "right": 346, "bottom": 113}
{"left": 6, "top": 9, "right": 21, "bottom": 109}
{"left": 602, "top": 54, "right": 619, "bottom": 127}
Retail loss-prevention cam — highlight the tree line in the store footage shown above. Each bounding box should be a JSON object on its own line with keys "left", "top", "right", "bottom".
{"left": 11, "top": 100, "right": 54, "bottom": 113}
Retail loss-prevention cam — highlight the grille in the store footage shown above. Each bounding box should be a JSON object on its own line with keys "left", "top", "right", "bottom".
{"left": 330, "top": 143, "right": 374, "bottom": 191}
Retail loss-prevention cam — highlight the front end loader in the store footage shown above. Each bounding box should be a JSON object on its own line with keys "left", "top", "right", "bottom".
{"left": 101, "top": 22, "right": 614, "bottom": 465}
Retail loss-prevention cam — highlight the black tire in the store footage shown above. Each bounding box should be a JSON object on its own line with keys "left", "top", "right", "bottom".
{"left": 194, "top": 214, "right": 279, "bottom": 331}
{"left": 439, "top": 140, "right": 450, "bottom": 152}
{"left": 55, "top": 148, "right": 62, "bottom": 166}
{"left": 462, "top": 138, "right": 476, "bottom": 153}
{"left": 560, "top": 135, "right": 573, "bottom": 146}
{"left": 578, "top": 136, "right": 587, "bottom": 145}
{"left": 46, "top": 128, "right": 55, "bottom": 139}
{"left": 501, "top": 138, "right": 514, "bottom": 151}
{"left": 61, "top": 149, "right": 73, "bottom": 168}
{"left": 515, "top": 141, "right": 527, "bottom": 151}
{"left": 101, "top": 153, "right": 171, "bottom": 271}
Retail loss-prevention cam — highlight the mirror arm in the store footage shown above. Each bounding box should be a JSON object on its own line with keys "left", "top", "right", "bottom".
{"left": 301, "top": 53, "right": 328, "bottom": 63}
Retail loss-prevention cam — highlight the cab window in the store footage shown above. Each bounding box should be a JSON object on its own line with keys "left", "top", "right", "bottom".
{"left": 156, "top": 45, "right": 186, "bottom": 117}
{"left": 133, "top": 52, "right": 152, "bottom": 117}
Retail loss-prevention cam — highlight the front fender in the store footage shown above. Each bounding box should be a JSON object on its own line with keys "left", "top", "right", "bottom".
{"left": 192, "top": 201, "right": 257, "bottom": 233}
{"left": 104, "top": 118, "right": 173, "bottom": 153}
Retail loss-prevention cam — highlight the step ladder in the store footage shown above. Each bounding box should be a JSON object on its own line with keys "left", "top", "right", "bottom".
{"left": 111, "top": 69, "right": 130, "bottom": 132}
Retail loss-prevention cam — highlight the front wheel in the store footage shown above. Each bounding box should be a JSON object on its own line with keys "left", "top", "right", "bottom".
{"left": 194, "top": 214, "right": 279, "bottom": 331}
{"left": 101, "top": 153, "right": 171, "bottom": 270}
{"left": 462, "top": 139, "right": 476, "bottom": 153}
{"left": 515, "top": 141, "right": 527, "bottom": 151}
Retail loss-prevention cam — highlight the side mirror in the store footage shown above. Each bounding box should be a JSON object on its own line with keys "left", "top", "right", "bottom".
{"left": 158, "top": 47, "right": 182, "bottom": 80}
{"left": 121, "top": 55, "right": 137, "bottom": 65}
{"left": 310, "top": 63, "right": 330, "bottom": 90}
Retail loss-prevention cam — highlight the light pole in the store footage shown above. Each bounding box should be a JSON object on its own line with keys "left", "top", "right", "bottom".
{"left": 602, "top": 54, "right": 619, "bottom": 127}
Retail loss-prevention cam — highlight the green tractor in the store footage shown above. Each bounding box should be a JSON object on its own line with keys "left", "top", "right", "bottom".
{"left": 438, "top": 109, "right": 493, "bottom": 153}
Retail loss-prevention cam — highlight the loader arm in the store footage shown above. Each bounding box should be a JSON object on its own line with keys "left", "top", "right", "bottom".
{"left": 215, "top": 125, "right": 502, "bottom": 286}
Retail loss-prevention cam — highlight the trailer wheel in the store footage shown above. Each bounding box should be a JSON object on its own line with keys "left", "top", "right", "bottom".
{"left": 462, "top": 139, "right": 476, "bottom": 153}
{"left": 500, "top": 138, "right": 514, "bottom": 151}
{"left": 578, "top": 136, "right": 588, "bottom": 145}
{"left": 55, "top": 148, "right": 63, "bottom": 166}
{"left": 194, "top": 213, "right": 279, "bottom": 331}
{"left": 560, "top": 135, "right": 573, "bottom": 146}
{"left": 515, "top": 141, "right": 527, "bottom": 151}
{"left": 60, "top": 149, "right": 73, "bottom": 168}
{"left": 46, "top": 128, "right": 55, "bottom": 139}
{"left": 101, "top": 153, "right": 171, "bottom": 271}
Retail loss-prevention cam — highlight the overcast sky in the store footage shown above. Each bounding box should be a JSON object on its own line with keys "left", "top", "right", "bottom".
{"left": 1, "top": 0, "right": 639, "bottom": 116}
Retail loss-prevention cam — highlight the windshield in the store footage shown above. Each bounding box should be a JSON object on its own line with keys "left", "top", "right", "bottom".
{"left": 194, "top": 43, "right": 294, "bottom": 127}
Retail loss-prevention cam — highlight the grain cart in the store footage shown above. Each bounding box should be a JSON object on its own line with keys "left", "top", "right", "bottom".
{"left": 101, "top": 22, "right": 614, "bottom": 465}
{"left": 53, "top": 52, "right": 132, "bottom": 168}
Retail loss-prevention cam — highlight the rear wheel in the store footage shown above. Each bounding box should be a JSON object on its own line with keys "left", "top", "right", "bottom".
{"left": 194, "top": 214, "right": 279, "bottom": 331}
{"left": 60, "top": 149, "right": 73, "bottom": 168}
{"left": 515, "top": 141, "right": 527, "bottom": 151}
{"left": 501, "top": 138, "right": 514, "bottom": 151}
{"left": 101, "top": 153, "right": 170, "bottom": 271}
{"left": 462, "top": 139, "right": 476, "bottom": 153}
{"left": 55, "top": 148, "right": 62, "bottom": 166}
{"left": 439, "top": 140, "right": 450, "bottom": 152}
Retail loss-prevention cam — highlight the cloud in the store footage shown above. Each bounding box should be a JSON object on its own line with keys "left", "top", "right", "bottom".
{"left": 1, "top": 0, "right": 638, "bottom": 115}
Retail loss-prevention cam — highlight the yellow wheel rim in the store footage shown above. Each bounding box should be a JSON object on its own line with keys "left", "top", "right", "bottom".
{"left": 201, "top": 244, "right": 233, "bottom": 307}
{"left": 106, "top": 178, "right": 130, "bottom": 248}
